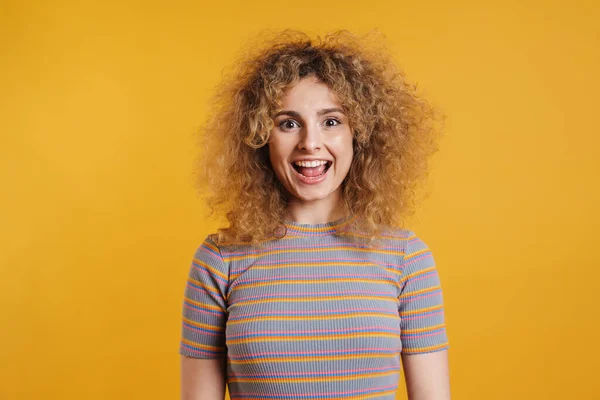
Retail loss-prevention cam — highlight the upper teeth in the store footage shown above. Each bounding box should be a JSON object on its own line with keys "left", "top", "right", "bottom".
{"left": 294, "top": 160, "right": 328, "bottom": 167}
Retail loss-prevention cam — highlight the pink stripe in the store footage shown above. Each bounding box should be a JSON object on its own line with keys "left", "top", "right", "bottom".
{"left": 233, "top": 383, "right": 398, "bottom": 397}
{"left": 183, "top": 324, "right": 222, "bottom": 336}
{"left": 255, "top": 256, "right": 370, "bottom": 263}
{"left": 402, "top": 310, "right": 444, "bottom": 320}
{"left": 237, "top": 257, "right": 403, "bottom": 272}
{"left": 251, "top": 256, "right": 394, "bottom": 265}
{"left": 286, "top": 231, "right": 337, "bottom": 237}
{"left": 228, "top": 347, "right": 398, "bottom": 359}
{"left": 192, "top": 263, "right": 227, "bottom": 283}
{"left": 183, "top": 304, "right": 223, "bottom": 317}
{"left": 238, "top": 273, "right": 393, "bottom": 280}
{"left": 224, "top": 242, "right": 402, "bottom": 258}
{"left": 228, "top": 325, "right": 399, "bottom": 337}
{"left": 233, "top": 290, "right": 396, "bottom": 303}
{"left": 230, "top": 307, "right": 396, "bottom": 318}
{"left": 230, "top": 274, "right": 397, "bottom": 289}
{"left": 405, "top": 270, "right": 438, "bottom": 284}
{"left": 402, "top": 330, "right": 445, "bottom": 339}
{"left": 400, "top": 291, "right": 441, "bottom": 302}
{"left": 186, "top": 281, "right": 220, "bottom": 295}
{"left": 231, "top": 365, "right": 398, "bottom": 378}
{"left": 197, "top": 247, "right": 223, "bottom": 262}
{"left": 181, "top": 346, "right": 223, "bottom": 356}
{"left": 404, "top": 252, "right": 431, "bottom": 265}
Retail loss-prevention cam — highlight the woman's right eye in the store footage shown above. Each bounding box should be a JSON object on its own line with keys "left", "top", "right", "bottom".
{"left": 279, "top": 119, "right": 300, "bottom": 131}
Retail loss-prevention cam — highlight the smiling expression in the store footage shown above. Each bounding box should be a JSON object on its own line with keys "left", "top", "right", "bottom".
{"left": 268, "top": 76, "right": 354, "bottom": 207}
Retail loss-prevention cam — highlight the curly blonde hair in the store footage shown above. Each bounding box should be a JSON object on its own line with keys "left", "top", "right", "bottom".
{"left": 195, "top": 30, "right": 443, "bottom": 244}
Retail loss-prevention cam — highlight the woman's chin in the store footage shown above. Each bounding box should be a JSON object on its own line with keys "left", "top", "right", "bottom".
{"left": 288, "top": 185, "right": 342, "bottom": 204}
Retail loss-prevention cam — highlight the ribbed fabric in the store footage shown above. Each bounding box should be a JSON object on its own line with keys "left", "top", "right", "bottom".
{"left": 179, "top": 217, "right": 449, "bottom": 399}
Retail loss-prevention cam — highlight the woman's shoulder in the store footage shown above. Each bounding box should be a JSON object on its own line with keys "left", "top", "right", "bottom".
{"left": 376, "top": 226, "right": 432, "bottom": 254}
{"left": 342, "top": 218, "right": 416, "bottom": 244}
{"left": 199, "top": 232, "right": 270, "bottom": 259}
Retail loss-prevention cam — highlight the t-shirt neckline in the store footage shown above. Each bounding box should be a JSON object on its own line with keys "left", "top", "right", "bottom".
{"left": 281, "top": 215, "right": 356, "bottom": 237}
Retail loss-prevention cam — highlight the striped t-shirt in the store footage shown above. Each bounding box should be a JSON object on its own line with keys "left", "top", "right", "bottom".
{"left": 179, "top": 217, "right": 449, "bottom": 399}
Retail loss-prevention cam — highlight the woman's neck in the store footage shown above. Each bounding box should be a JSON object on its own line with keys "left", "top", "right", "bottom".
{"left": 284, "top": 191, "right": 349, "bottom": 224}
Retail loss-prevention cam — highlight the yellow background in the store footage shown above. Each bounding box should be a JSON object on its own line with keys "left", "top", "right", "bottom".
{"left": 2, "top": 0, "right": 599, "bottom": 399}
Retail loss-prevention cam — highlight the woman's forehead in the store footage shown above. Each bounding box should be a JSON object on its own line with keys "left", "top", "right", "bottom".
{"left": 278, "top": 77, "right": 342, "bottom": 109}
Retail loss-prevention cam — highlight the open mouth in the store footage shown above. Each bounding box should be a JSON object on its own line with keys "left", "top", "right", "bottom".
{"left": 292, "top": 161, "right": 332, "bottom": 178}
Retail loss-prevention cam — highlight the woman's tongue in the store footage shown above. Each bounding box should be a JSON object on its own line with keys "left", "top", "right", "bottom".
{"left": 298, "top": 164, "right": 327, "bottom": 177}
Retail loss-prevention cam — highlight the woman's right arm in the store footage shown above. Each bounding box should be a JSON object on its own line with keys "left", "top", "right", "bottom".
{"left": 181, "top": 356, "right": 227, "bottom": 400}
{"left": 180, "top": 238, "right": 230, "bottom": 399}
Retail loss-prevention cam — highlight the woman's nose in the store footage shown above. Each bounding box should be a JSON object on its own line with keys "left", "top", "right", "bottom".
{"left": 297, "top": 123, "right": 322, "bottom": 152}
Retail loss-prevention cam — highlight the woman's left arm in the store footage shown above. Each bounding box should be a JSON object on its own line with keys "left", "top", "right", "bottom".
{"left": 401, "top": 350, "right": 451, "bottom": 400}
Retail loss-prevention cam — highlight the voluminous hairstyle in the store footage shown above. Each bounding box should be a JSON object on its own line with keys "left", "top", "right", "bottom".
{"left": 195, "top": 30, "right": 443, "bottom": 244}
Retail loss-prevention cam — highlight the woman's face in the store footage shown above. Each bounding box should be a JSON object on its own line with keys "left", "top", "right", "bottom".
{"left": 268, "top": 76, "right": 354, "bottom": 207}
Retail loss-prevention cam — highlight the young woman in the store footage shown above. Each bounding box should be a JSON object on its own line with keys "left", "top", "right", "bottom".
{"left": 180, "top": 30, "right": 450, "bottom": 400}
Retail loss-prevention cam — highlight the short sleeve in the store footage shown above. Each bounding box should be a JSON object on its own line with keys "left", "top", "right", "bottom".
{"left": 398, "top": 231, "right": 449, "bottom": 355}
{"left": 179, "top": 237, "right": 229, "bottom": 358}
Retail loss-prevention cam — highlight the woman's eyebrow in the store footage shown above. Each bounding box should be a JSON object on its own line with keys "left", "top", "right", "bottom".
{"left": 273, "top": 110, "right": 301, "bottom": 119}
{"left": 317, "top": 107, "right": 345, "bottom": 116}
{"left": 273, "top": 108, "right": 345, "bottom": 119}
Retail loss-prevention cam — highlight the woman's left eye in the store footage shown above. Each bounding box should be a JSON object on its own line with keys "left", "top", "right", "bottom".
{"left": 324, "top": 118, "right": 340, "bottom": 127}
